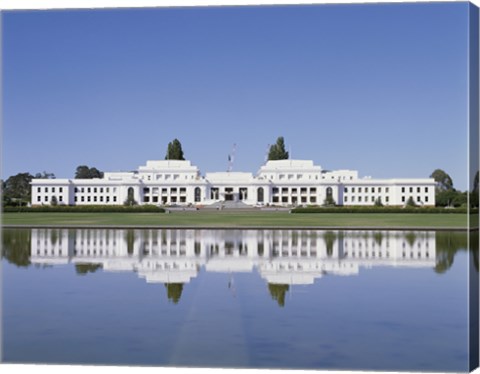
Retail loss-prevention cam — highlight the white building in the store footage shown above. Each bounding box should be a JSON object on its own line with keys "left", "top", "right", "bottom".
{"left": 31, "top": 159, "right": 436, "bottom": 207}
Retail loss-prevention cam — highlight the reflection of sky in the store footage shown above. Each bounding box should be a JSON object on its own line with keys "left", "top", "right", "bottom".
{"left": 2, "top": 242, "right": 469, "bottom": 371}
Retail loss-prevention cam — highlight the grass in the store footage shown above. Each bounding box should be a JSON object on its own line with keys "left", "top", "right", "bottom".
{"left": 1, "top": 211, "right": 469, "bottom": 228}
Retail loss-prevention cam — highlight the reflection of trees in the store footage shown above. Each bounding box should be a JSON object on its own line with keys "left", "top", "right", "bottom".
{"left": 434, "top": 232, "right": 469, "bottom": 273}
{"left": 75, "top": 264, "right": 102, "bottom": 275}
{"left": 372, "top": 232, "right": 383, "bottom": 246}
{"left": 268, "top": 283, "right": 289, "bottom": 307}
{"left": 405, "top": 232, "right": 417, "bottom": 248}
{"left": 323, "top": 231, "right": 336, "bottom": 257}
{"left": 165, "top": 283, "right": 184, "bottom": 304}
{"left": 125, "top": 230, "right": 135, "bottom": 255}
{"left": 2, "top": 229, "right": 31, "bottom": 267}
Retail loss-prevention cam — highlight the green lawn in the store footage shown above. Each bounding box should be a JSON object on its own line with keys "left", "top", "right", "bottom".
{"left": 1, "top": 211, "right": 469, "bottom": 229}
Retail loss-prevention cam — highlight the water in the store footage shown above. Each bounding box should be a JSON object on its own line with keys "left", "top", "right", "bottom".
{"left": 1, "top": 228, "right": 476, "bottom": 371}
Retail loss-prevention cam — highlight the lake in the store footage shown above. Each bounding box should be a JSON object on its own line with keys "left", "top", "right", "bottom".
{"left": 1, "top": 228, "right": 477, "bottom": 371}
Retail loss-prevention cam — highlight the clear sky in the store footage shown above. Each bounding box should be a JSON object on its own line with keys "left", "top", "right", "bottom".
{"left": 2, "top": 2, "right": 471, "bottom": 190}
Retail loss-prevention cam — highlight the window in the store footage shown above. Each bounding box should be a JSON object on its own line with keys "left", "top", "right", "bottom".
{"left": 195, "top": 187, "right": 202, "bottom": 202}
{"left": 257, "top": 187, "right": 264, "bottom": 203}
{"left": 94, "top": 196, "right": 98, "bottom": 202}
{"left": 81, "top": 196, "right": 85, "bottom": 202}
{"left": 417, "top": 187, "right": 420, "bottom": 193}
{"left": 425, "top": 187, "right": 429, "bottom": 193}
{"left": 100, "top": 196, "right": 103, "bottom": 202}
{"left": 37, "top": 196, "right": 41, "bottom": 202}
{"left": 371, "top": 187, "right": 375, "bottom": 193}
{"left": 59, "top": 196, "right": 63, "bottom": 202}
{"left": 344, "top": 187, "right": 348, "bottom": 193}
{"left": 378, "top": 187, "right": 381, "bottom": 193}
{"left": 45, "top": 187, "right": 48, "bottom": 192}
{"left": 113, "top": 196, "right": 117, "bottom": 202}
{"left": 358, "top": 187, "right": 362, "bottom": 193}
{"left": 100, "top": 188, "right": 103, "bottom": 193}
{"left": 88, "top": 196, "right": 91, "bottom": 202}
{"left": 401, "top": 187, "right": 405, "bottom": 193}
{"left": 402, "top": 196, "right": 405, "bottom": 202}
{"left": 386, "top": 196, "right": 389, "bottom": 202}
{"left": 409, "top": 187, "right": 413, "bottom": 193}
{"left": 425, "top": 196, "right": 429, "bottom": 202}
{"left": 106, "top": 196, "right": 110, "bottom": 202}
{"left": 417, "top": 196, "right": 421, "bottom": 202}
{"left": 94, "top": 188, "right": 97, "bottom": 193}
{"left": 180, "top": 188, "right": 186, "bottom": 193}
{"left": 386, "top": 187, "right": 389, "bottom": 193}
{"left": 352, "top": 187, "right": 355, "bottom": 193}
{"left": 310, "top": 187, "right": 316, "bottom": 193}
{"left": 37, "top": 187, "right": 41, "bottom": 192}
{"left": 344, "top": 196, "right": 348, "bottom": 202}
{"left": 74, "top": 196, "right": 78, "bottom": 202}
{"left": 88, "top": 188, "right": 91, "bottom": 193}
{"left": 359, "top": 196, "right": 362, "bottom": 202}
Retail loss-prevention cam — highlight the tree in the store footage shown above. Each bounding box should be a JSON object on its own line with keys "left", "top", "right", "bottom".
{"left": 165, "top": 139, "right": 185, "bottom": 160}
{"left": 3, "top": 173, "right": 34, "bottom": 206}
{"left": 34, "top": 171, "right": 56, "bottom": 179}
{"left": 374, "top": 197, "right": 383, "bottom": 207}
{"left": 268, "top": 136, "right": 289, "bottom": 160}
{"left": 430, "top": 169, "right": 454, "bottom": 191}
{"left": 406, "top": 196, "right": 416, "bottom": 207}
{"left": 75, "top": 165, "right": 104, "bottom": 179}
{"left": 50, "top": 195, "right": 58, "bottom": 206}
{"left": 323, "top": 195, "right": 336, "bottom": 206}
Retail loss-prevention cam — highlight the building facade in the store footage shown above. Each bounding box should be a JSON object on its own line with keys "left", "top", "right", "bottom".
{"left": 31, "top": 159, "right": 436, "bottom": 207}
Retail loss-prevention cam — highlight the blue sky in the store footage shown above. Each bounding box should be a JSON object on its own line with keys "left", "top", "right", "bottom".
{"left": 2, "top": 3, "right": 471, "bottom": 190}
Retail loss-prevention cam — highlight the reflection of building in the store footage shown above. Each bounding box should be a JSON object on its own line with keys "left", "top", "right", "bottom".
{"left": 31, "top": 159, "right": 436, "bottom": 207}
{"left": 30, "top": 228, "right": 437, "bottom": 287}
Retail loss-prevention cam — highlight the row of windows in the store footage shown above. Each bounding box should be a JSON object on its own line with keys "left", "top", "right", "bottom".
{"left": 345, "top": 196, "right": 389, "bottom": 203}
{"left": 37, "top": 195, "right": 63, "bottom": 202}
{"left": 345, "top": 187, "right": 389, "bottom": 193}
{"left": 74, "top": 196, "right": 118, "bottom": 203}
{"left": 344, "top": 195, "right": 429, "bottom": 203}
{"left": 141, "top": 174, "right": 196, "bottom": 181}
{"left": 75, "top": 187, "right": 117, "bottom": 193}
{"left": 37, "top": 187, "right": 63, "bottom": 193}
{"left": 344, "top": 186, "right": 430, "bottom": 194}
{"left": 143, "top": 187, "right": 187, "bottom": 194}
{"left": 272, "top": 187, "right": 317, "bottom": 194}
{"left": 272, "top": 196, "right": 317, "bottom": 203}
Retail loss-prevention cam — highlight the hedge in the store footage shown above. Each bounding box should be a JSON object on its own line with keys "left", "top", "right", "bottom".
{"left": 2, "top": 205, "right": 165, "bottom": 213}
{"left": 290, "top": 206, "right": 473, "bottom": 214}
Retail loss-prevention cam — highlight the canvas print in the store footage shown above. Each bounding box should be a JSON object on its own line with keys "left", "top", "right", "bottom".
{"left": 1, "top": 1, "right": 479, "bottom": 372}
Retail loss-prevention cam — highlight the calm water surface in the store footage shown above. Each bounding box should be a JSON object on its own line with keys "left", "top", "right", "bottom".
{"left": 2, "top": 228, "right": 476, "bottom": 371}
